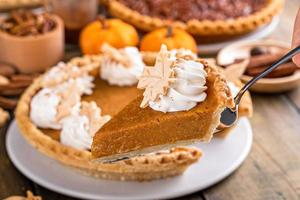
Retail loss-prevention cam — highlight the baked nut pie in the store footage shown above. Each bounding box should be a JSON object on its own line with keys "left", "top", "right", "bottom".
{"left": 16, "top": 45, "right": 203, "bottom": 181}
{"left": 104, "top": 0, "right": 284, "bottom": 42}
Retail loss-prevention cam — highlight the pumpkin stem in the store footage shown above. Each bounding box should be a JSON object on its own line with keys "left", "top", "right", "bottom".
{"left": 98, "top": 16, "right": 108, "bottom": 29}
{"left": 166, "top": 26, "right": 173, "bottom": 37}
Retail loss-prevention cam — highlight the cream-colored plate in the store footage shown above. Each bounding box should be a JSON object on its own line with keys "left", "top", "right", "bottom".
{"left": 217, "top": 40, "right": 300, "bottom": 93}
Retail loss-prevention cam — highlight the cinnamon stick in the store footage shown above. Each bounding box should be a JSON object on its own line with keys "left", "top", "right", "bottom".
{"left": 246, "top": 62, "right": 297, "bottom": 78}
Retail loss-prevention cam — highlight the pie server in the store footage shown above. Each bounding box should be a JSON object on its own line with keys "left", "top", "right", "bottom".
{"left": 220, "top": 44, "right": 300, "bottom": 128}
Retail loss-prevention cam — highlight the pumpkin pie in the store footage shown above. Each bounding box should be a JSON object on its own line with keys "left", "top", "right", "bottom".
{"left": 91, "top": 45, "right": 233, "bottom": 162}
{"left": 104, "top": 0, "right": 284, "bottom": 43}
{"left": 16, "top": 45, "right": 202, "bottom": 181}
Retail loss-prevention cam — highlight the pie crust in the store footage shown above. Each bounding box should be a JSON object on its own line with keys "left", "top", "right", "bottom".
{"left": 105, "top": 0, "right": 284, "bottom": 40}
{"left": 15, "top": 54, "right": 202, "bottom": 181}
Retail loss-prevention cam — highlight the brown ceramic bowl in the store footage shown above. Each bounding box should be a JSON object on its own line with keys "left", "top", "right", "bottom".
{"left": 0, "top": 15, "right": 64, "bottom": 74}
{"left": 217, "top": 40, "right": 300, "bottom": 93}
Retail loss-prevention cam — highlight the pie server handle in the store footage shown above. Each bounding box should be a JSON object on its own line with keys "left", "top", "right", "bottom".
{"left": 220, "top": 44, "right": 300, "bottom": 127}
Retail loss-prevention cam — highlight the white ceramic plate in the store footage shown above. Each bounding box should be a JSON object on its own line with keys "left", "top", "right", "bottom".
{"left": 6, "top": 118, "right": 252, "bottom": 200}
{"left": 198, "top": 16, "right": 280, "bottom": 54}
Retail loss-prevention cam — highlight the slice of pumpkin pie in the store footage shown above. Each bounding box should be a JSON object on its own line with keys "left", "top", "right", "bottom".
{"left": 92, "top": 44, "right": 233, "bottom": 162}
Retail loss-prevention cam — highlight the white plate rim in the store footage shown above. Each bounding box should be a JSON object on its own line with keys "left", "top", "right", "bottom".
{"left": 6, "top": 119, "right": 253, "bottom": 200}
{"left": 198, "top": 16, "right": 280, "bottom": 54}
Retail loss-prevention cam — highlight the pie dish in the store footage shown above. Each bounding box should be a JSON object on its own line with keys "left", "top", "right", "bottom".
{"left": 92, "top": 45, "right": 233, "bottom": 162}
{"left": 104, "top": 0, "right": 284, "bottom": 42}
{"left": 16, "top": 47, "right": 202, "bottom": 181}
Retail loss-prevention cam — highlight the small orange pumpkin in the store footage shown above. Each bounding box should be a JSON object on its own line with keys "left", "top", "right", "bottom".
{"left": 140, "top": 27, "right": 198, "bottom": 53}
{"left": 80, "top": 18, "right": 139, "bottom": 54}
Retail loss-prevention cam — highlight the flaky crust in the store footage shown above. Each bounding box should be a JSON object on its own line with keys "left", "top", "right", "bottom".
{"left": 201, "top": 59, "right": 234, "bottom": 109}
{"left": 106, "top": 0, "right": 284, "bottom": 36}
{"left": 15, "top": 54, "right": 201, "bottom": 181}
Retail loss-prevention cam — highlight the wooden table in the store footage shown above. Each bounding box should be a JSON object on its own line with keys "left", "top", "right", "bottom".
{"left": 1, "top": 2, "right": 300, "bottom": 200}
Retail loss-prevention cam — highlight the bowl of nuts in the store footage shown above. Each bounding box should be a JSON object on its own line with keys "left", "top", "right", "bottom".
{"left": 217, "top": 40, "right": 300, "bottom": 93}
{"left": 0, "top": 9, "right": 64, "bottom": 73}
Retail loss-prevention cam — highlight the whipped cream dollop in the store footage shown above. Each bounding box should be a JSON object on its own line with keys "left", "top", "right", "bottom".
{"left": 30, "top": 83, "right": 82, "bottom": 129}
{"left": 138, "top": 44, "right": 207, "bottom": 113}
{"left": 30, "top": 88, "right": 62, "bottom": 129}
{"left": 149, "top": 59, "right": 207, "bottom": 112}
{"left": 100, "top": 44, "right": 145, "bottom": 86}
{"left": 30, "top": 62, "right": 94, "bottom": 129}
{"left": 60, "top": 101, "right": 111, "bottom": 150}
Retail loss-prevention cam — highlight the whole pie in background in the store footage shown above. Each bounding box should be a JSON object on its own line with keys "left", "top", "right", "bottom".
{"left": 103, "top": 0, "right": 284, "bottom": 43}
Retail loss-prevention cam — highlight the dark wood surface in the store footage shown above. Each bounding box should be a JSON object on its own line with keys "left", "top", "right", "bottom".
{"left": 1, "top": 2, "right": 300, "bottom": 200}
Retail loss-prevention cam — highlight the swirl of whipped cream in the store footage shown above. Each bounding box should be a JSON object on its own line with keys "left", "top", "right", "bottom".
{"left": 149, "top": 59, "right": 207, "bottom": 113}
{"left": 60, "top": 102, "right": 111, "bottom": 150}
{"left": 60, "top": 114, "right": 92, "bottom": 150}
{"left": 30, "top": 88, "right": 62, "bottom": 129}
{"left": 100, "top": 45, "right": 145, "bottom": 86}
